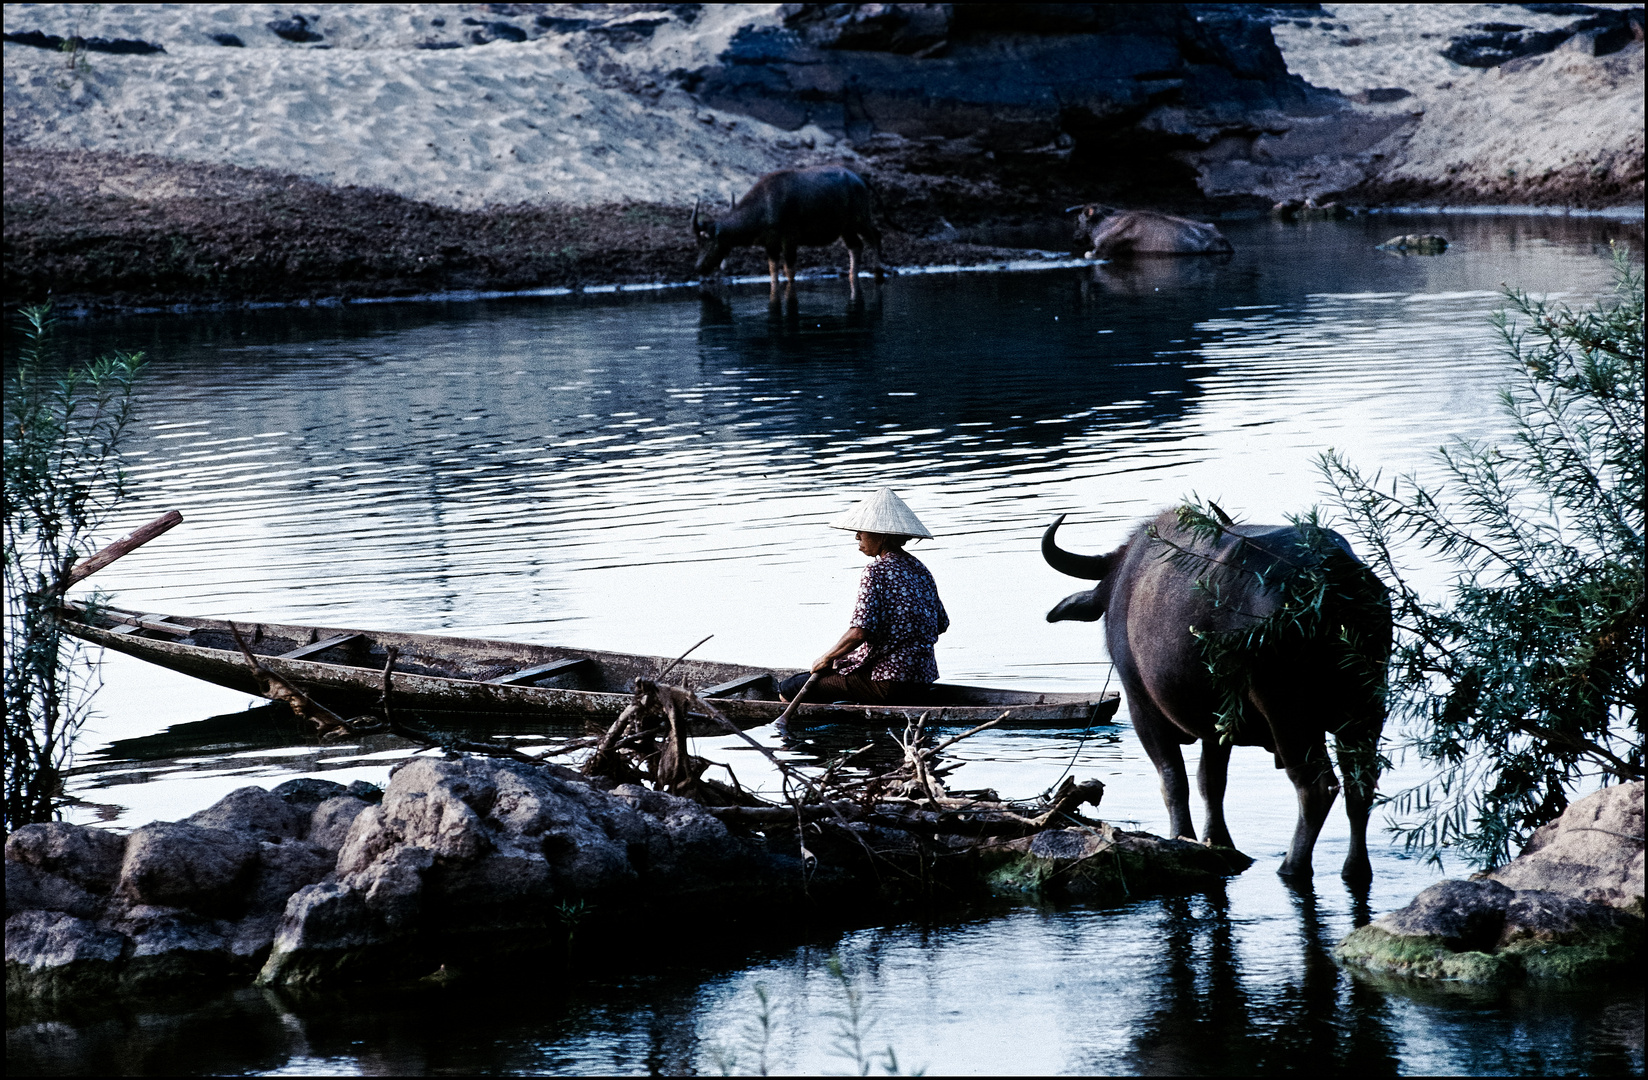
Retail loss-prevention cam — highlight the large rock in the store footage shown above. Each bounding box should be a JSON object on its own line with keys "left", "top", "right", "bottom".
{"left": 117, "top": 822, "right": 258, "bottom": 912}
{"left": 258, "top": 757, "right": 768, "bottom": 987}
{"left": 5, "top": 911, "right": 129, "bottom": 1002}
{"left": 308, "top": 796, "right": 371, "bottom": 853}
{"left": 694, "top": 4, "right": 1316, "bottom": 150}
{"left": 1337, "top": 783, "right": 1644, "bottom": 984}
{"left": 6, "top": 821, "right": 128, "bottom": 892}
{"left": 1488, "top": 781, "right": 1644, "bottom": 912}
{"left": 185, "top": 785, "right": 308, "bottom": 842}
{"left": 5, "top": 862, "right": 103, "bottom": 919}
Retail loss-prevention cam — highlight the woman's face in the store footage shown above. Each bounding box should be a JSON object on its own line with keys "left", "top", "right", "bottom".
{"left": 856, "top": 531, "right": 897, "bottom": 556}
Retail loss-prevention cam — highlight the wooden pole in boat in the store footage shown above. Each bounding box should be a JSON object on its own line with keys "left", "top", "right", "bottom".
{"left": 774, "top": 671, "right": 820, "bottom": 732}
{"left": 65, "top": 510, "right": 184, "bottom": 586}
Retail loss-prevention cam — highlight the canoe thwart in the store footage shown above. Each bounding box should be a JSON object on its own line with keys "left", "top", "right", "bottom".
{"left": 485, "top": 656, "right": 594, "bottom": 686}
{"left": 702, "top": 672, "right": 776, "bottom": 699}
{"left": 118, "top": 614, "right": 196, "bottom": 638}
{"left": 278, "top": 633, "right": 365, "bottom": 661}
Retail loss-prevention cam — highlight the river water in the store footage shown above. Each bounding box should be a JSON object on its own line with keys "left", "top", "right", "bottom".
{"left": 10, "top": 213, "right": 1644, "bottom": 1075}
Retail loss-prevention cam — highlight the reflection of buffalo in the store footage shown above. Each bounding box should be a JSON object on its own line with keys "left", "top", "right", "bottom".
{"left": 693, "top": 166, "right": 883, "bottom": 289}
{"left": 1043, "top": 510, "right": 1389, "bottom": 882}
{"left": 1071, "top": 205, "right": 1233, "bottom": 259}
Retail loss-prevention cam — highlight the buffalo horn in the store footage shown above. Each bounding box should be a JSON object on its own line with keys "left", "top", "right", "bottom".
{"left": 690, "top": 198, "right": 701, "bottom": 233}
{"left": 1062, "top": 204, "right": 1087, "bottom": 214}
{"left": 1042, "top": 514, "right": 1111, "bottom": 580}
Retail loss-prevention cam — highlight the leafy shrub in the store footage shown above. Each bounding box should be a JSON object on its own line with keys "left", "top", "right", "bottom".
{"left": 1321, "top": 248, "right": 1644, "bottom": 866}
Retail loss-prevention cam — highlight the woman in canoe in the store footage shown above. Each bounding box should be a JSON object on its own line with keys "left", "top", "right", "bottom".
{"left": 778, "top": 488, "right": 949, "bottom": 706}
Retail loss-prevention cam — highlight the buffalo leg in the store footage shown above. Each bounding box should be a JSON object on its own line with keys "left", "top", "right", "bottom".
{"left": 782, "top": 240, "right": 799, "bottom": 286}
{"left": 1335, "top": 731, "right": 1378, "bottom": 883}
{"left": 1131, "top": 697, "right": 1196, "bottom": 841}
{"left": 865, "top": 224, "right": 885, "bottom": 280}
{"left": 1279, "top": 741, "right": 1339, "bottom": 879}
{"left": 1197, "top": 737, "right": 1235, "bottom": 849}
{"left": 767, "top": 257, "right": 780, "bottom": 293}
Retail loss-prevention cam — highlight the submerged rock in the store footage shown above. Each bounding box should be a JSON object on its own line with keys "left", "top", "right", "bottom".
{"left": 1336, "top": 782, "right": 1644, "bottom": 984}
{"left": 1376, "top": 234, "right": 1448, "bottom": 254}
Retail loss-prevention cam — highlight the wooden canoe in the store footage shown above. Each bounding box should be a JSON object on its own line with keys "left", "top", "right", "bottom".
{"left": 60, "top": 604, "right": 1120, "bottom": 731}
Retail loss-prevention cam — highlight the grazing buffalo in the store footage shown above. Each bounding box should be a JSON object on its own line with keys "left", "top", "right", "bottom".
{"left": 1069, "top": 205, "right": 1233, "bottom": 259}
{"left": 693, "top": 165, "right": 883, "bottom": 288}
{"left": 1043, "top": 509, "right": 1390, "bottom": 881}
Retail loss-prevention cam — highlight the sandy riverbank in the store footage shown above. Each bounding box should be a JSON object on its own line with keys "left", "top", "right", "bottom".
{"left": 3, "top": 3, "right": 1642, "bottom": 312}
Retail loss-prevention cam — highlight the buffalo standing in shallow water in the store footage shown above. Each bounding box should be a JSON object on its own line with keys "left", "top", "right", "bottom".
{"left": 693, "top": 165, "right": 883, "bottom": 289}
{"left": 1043, "top": 509, "right": 1390, "bottom": 882}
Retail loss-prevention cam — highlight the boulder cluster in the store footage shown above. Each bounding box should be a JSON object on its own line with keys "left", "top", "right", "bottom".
{"left": 1336, "top": 782, "right": 1644, "bottom": 984}
{"left": 8, "top": 752, "right": 1260, "bottom": 1004}
{"left": 6, "top": 757, "right": 801, "bottom": 1002}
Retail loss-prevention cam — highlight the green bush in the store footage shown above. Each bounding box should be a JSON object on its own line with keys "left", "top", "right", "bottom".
{"left": 1321, "top": 248, "right": 1644, "bottom": 866}
{"left": 3, "top": 304, "right": 145, "bottom": 833}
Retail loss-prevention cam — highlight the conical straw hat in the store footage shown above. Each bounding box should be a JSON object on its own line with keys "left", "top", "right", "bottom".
{"left": 828, "top": 488, "right": 933, "bottom": 538}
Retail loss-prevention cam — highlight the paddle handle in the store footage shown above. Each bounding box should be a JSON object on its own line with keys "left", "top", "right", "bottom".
{"left": 775, "top": 671, "right": 821, "bottom": 730}
{"left": 66, "top": 511, "right": 184, "bottom": 586}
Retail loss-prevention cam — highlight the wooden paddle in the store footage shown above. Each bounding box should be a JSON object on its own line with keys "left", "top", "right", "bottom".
{"left": 65, "top": 510, "right": 184, "bottom": 587}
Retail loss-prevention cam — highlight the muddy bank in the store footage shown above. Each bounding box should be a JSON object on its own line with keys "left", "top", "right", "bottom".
{"left": 3, "top": 146, "right": 1056, "bottom": 313}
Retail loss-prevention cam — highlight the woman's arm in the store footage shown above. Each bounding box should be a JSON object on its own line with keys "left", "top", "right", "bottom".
{"left": 812, "top": 626, "right": 868, "bottom": 673}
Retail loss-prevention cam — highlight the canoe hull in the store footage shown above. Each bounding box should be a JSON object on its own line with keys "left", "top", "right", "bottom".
{"left": 63, "top": 606, "right": 1120, "bottom": 730}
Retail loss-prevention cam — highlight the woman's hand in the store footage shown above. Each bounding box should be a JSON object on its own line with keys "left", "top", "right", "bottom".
{"left": 813, "top": 626, "right": 868, "bottom": 674}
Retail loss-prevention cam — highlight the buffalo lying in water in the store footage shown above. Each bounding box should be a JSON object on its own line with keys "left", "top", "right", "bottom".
{"left": 1070, "top": 205, "right": 1233, "bottom": 259}
{"left": 1043, "top": 509, "right": 1390, "bottom": 881}
{"left": 693, "top": 165, "right": 883, "bottom": 289}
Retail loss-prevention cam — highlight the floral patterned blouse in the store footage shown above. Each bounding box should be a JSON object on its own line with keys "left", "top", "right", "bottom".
{"left": 836, "top": 550, "right": 949, "bottom": 683}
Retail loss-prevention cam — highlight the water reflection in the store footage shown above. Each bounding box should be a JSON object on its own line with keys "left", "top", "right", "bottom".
{"left": 10, "top": 901, "right": 1642, "bottom": 1076}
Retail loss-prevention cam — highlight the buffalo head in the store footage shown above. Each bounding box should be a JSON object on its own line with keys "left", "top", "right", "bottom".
{"left": 691, "top": 199, "right": 729, "bottom": 275}
{"left": 1043, "top": 513, "right": 1121, "bottom": 623}
{"left": 1066, "top": 204, "right": 1115, "bottom": 243}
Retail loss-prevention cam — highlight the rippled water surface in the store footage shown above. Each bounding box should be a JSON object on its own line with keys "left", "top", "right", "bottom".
{"left": 11, "top": 214, "right": 1643, "bottom": 1075}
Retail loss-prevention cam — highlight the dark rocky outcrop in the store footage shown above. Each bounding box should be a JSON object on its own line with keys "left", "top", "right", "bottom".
{"left": 265, "top": 15, "right": 323, "bottom": 45}
{"left": 9, "top": 755, "right": 1250, "bottom": 1003}
{"left": 1336, "top": 782, "right": 1644, "bottom": 984}
{"left": 1442, "top": 7, "right": 1644, "bottom": 68}
{"left": 0, "top": 30, "right": 164, "bottom": 55}
{"left": 692, "top": 3, "right": 1326, "bottom": 199}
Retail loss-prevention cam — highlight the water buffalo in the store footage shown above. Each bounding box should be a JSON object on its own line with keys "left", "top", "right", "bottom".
{"left": 692, "top": 165, "right": 883, "bottom": 288}
{"left": 1043, "top": 509, "right": 1390, "bottom": 881}
{"left": 1069, "top": 205, "right": 1233, "bottom": 259}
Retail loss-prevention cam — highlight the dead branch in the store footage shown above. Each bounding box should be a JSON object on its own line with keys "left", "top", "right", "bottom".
{"left": 228, "top": 620, "right": 351, "bottom": 737}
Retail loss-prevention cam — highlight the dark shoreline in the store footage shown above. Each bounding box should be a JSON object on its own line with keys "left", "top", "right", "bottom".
{"left": 5, "top": 146, "right": 1642, "bottom": 320}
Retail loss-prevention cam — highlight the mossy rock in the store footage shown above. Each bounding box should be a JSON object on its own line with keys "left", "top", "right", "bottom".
{"left": 1337, "top": 918, "right": 1642, "bottom": 985}
{"left": 983, "top": 826, "right": 1250, "bottom": 902}
{"left": 1335, "top": 925, "right": 1517, "bottom": 983}
{"left": 1497, "top": 922, "right": 1643, "bottom": 981}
